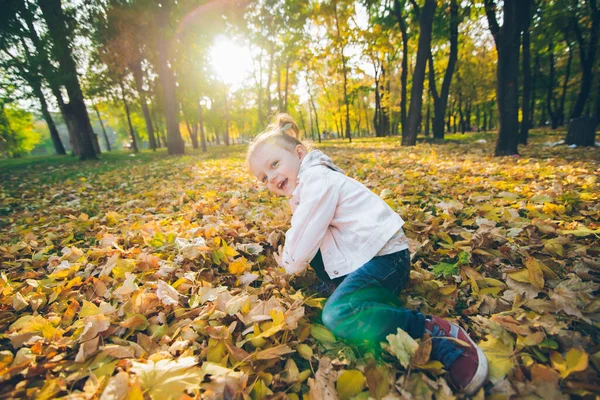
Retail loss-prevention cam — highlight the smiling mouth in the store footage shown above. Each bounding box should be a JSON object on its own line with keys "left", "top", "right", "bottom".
{"left": 278, "top": 178, "right": 288, "bottom": 191}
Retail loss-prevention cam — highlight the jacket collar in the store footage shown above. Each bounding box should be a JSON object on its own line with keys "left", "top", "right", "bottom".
{"left": 298, "top": 150, "right": 344, "bottom": 176}
{"left": 289, "top": 150, "right": 343, "bottom": 202}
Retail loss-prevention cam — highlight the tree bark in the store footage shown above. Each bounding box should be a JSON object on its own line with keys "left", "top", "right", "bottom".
{"left": 36, "top": 84, "right": 66, "bottom": 155}
{"left": 306, "top": 75, "right": 321, "bottom": 143}
{"left": 429, "top": 0, "right": 458, "bottom": 140}
{"left": 569, "top": 0, "right": 599, "bottom": 119}
{"left": 485, "top": 0, "right": 521, "bottom": 156}
{"left": 284, "top": 56, "right": 290, "bottom": 112}
{"left": 38, "top": 0, "right": 98, "bottom": 160}
{"left": 333, "top": 0, "right": 352, "bottom": 142}
{"left": 559, "top": 33, "right": 573, "bottom": 126}
{"left": 93, "top": 104, "right": 111, "bottom": 151}
{"left": 566, "top": 117, "right": 597, "bottom": 146}
{"left": 530, "top": 55, "right": 539, "bottom": 129}
{"left": 519, "top": 0, "right": 533, "bottom": 145}
{"left": 130, "top": 60, "right": 157, "bottom": 150}
{"left": 18, "top": 1, "right": 78, "bottom": 154}
{"left": 393, "top": 0, "right": 409, "bottom": 135}
{"left": 197, "top": 102, "right": 207, "bottom": 152}
{"left": 156, "top": 5, "right": 184, "bottom": 155}
{"left": 224, "top": 90, "right": 230, "bottom": 146}
{"left": 119, "top": 80, "right": 139, "bottom": 152}
{"left": 403, "top": 0, "right": 436, "bottom": 146}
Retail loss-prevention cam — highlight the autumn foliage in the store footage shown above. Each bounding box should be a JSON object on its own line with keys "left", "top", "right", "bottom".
{"left": 0, "top": 135, "right": 599, "bottom": 399}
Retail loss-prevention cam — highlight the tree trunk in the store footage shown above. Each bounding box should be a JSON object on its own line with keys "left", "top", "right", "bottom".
{"left": 277, "top": 60, "right": 283, "bottom": 111}
{"left": 224, "top": 90, "right": 230, "bottom": 146}
{"left": 425, "top": 101, "right": 431, "bottom": 137}
{"left": 284, "top": 56, "right": 290, "bottom": 112}
{"left": 566, "top": 117, "right": 597, "bottom": 146}
{"left": 130, "top": 59, "right": 157, "bottom": 150}
{"left": 266, "top": 44, "right": 275, "bottom": 116}
{"left": 429, "top": 0, "right": 458, "bottom": 140}
{"left": 306, "top": 76, "right": 321, "bottom": 143}
{"left": 156, "top": 5, "right": 184, "bottom": 155}
{"left": 393, "top": 0, "right": 409, "bottom": 135}
{"left": 546, "top": 41, "right": 564, "bottom": 130}
{"left": 93, "top": 104, "right": 111, "bottom": 151}
{"left": 30, "top": 76, "right": 66, "bottom": 155}
{"left": 569, "top": 1, "right": 599, "bottom": 119}
{"left": 373, "top": 63, "right": 384, "bottom": 137}
{"left": 483, "top": 108, "right": 488, "bottom": 131}
{"left": 38, "top": 0, "right": 97, "bottom": 160}
{"left": 519, "top": 0, "right": 532, "bottom": 145}
{"left": 333, "top": 1, "right": 352, "bottom": 142}
{"left": 530, "top": 55, "right": 539, "bottom": 129}
{"left": 18, "top": 1, "right": 78, "bottom": 154}
{"left": 198, "top": 102, "right": 207, "bottom": 152}
{"left": 559, "top": 33, "right": 573, "bottom": 126}
{"left": 119, "top": 80, "right": 139, "bottom": 152}
{"left": 402, "top": 0, "right": 436, "bottom": 146}
{"left": 298, "top": 108, "right": 307, "bottom": 138}
{"left": 596, "top": 66, "right": 600, "bottom": 124}
{"left": 485, "top": 0, "right": 521, "bottom": 156}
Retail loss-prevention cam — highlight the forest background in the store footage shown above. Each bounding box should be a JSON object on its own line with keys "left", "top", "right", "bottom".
{"left": 0, "top": 0, "right": 600, "bottom": 399}
{"left": 1, "top": 0, "right": 598, "bottom": 159}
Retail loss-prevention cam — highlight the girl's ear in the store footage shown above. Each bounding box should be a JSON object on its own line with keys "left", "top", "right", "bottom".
{"left": 295, "top": 144, "right": 307, "bottom": 160}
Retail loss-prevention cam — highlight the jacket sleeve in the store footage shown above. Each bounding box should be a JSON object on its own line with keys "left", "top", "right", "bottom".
{"left": 281, "top": 172, "right": 339, "bottom": 275}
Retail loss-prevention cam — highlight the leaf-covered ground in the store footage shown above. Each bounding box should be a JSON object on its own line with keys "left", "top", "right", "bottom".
{"left": 1, "top": 132, "right": 599, "bottom": 399}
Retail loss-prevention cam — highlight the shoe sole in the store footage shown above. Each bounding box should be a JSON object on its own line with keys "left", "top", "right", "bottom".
{"left": 457, "top": 324, "right": 489, "bottom": 395}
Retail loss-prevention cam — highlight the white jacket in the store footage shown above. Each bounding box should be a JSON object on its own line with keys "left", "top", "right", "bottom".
{"left": 281, "top": 150, "right": 407, "bottom": 279}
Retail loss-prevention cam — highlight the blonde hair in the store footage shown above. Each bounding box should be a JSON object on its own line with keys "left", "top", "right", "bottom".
{"left": 246, "top": 113, "right": 312, "bottom": 168}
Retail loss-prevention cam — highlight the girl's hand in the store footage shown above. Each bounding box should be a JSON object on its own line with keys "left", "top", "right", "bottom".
{"left": 273, "top": 245, "right": 284, "bottom": 268}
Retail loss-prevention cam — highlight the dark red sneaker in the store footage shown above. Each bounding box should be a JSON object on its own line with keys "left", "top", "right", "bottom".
{"left": 424, "top": 316, "right": 488, "bottom": 395}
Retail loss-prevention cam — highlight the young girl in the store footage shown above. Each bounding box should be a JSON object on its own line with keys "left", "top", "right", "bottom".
{"left": 246, "top": 114, "right": 488, "bottom": 395}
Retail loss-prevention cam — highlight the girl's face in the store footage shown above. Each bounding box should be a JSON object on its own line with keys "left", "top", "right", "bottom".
{"left": 249, "top": 141, "right": 307, "bottom": 197}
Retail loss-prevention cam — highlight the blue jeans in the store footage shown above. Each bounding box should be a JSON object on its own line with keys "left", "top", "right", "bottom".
{"left": 318, "top": 249, "right": 425, "bottom": 344}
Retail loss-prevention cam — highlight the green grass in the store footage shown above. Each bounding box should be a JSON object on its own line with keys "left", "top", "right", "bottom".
{"left": 0, "top": 128, "right": 576, "bottom": 185}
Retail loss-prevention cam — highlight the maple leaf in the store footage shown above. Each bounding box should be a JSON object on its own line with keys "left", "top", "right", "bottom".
{"left": 129, "top": 357, "right": 205, "bottom": 400}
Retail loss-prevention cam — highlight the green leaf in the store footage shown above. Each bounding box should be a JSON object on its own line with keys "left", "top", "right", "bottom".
{"left": 432, "top": 262, "right": 459, "bottom": 278}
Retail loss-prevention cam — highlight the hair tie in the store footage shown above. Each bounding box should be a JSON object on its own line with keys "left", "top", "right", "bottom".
{"left": 280, "top": 123, "right": 293, "bottom": 133}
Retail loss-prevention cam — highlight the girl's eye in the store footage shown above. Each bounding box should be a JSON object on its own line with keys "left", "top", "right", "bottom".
{"left": 261, "top": 176, "right": 267, "bottom": 183}
{"left": 271, "top": 161, "right": 278, "bottom": 168}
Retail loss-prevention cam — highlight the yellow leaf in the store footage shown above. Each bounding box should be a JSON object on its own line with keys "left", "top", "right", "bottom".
{"left": 130, "top": 357, "right": 205, "bottom": 400}
{"left": 105, "top": 211, "right": 121, "bottom": 225}
{"left": 0, "top": 350, "right": 14, "bottom": 369}
{"left": 439, "top": 285, "right": 457, "bottom": 295}
{"left": 479, "top": 334, "right": 515, "bottom": 382}
{"left": 310, "top": 324, "right": 337, "bottom": 344}
{"left": 270, "top": 309, "right": 284, "bottom": 325}
{"left": 336, "top": 370, "right": 366, "bottom": 400}
{"left": 297, "top": 343, "right": 313, "bottom": 360}
{"left": 251, "top": 379, "right": 273, "bottom": 400}
{"left": 228, "top": 257, "right": 251, "bottom": 275}
{"left": 563, "top": 348, "right": 589, "bottom": 378}
{"left": 549, "top": 351, "right": 566, "bottom": 375}
{"left": 508, "top": 269, "right": 530, "bottom": 283}
{"left": 525, "top": 257, "right": 545, "bottom": 289}
{"left": 483, "top": 277, "right": 506, "bottom": 287}
{"left": 517, "top": 331, "right": 545, "bottom": 347}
